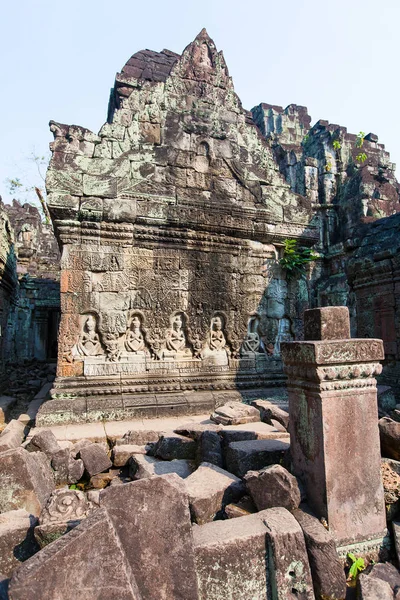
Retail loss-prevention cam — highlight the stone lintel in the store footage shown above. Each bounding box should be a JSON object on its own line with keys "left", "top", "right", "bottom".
{"left": 281, "top": 338, "right": 384, "bottom": 366}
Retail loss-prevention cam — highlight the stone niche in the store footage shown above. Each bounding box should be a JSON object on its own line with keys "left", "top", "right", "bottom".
{"left": 40, "top": 29, "right": 318, "bottom": 424}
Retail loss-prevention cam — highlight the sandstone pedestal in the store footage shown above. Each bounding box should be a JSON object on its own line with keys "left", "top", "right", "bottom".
{"left": 281, "top": 307, "right": 387, "bottom": 550}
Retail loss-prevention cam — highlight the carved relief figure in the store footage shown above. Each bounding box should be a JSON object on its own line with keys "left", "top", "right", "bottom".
{"left": 241, "top": 316, "right": 261, "bottom": 356}
{"left": 209, "top": 315, "right": 226, "bottom": 351}
{"left": 165, "top": 312, "right": 187, "bottom": 353}
{"left": 273, "top": 317, "right": 293, "bottom": 356}
{"left": 125, "top": 313, "right": 146, "bottom": 354}
{"left": 75, "top": 315, "right": 103, "bottom": 356}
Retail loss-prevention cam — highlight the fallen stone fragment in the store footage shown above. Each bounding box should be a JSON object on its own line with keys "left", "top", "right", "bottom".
{"left": 112, "top": 444, "right": 147, "bottom": 467}
{"left": 0, "top": 420, "right": 26, "bottom": 453}
{"left": 382, "top": 459, "right": 400, "bottom": 521}
{"left": 129, "top": 454, "right": 194, "bottom": 480}
{"left": 26, "top": 429, "right": 61, "bottom": 458}
{"left": 0, "top": 447, "right": 55, "bottom": 515}
{"left": 174, "top": 422, "right": 222, "bottom": 439}
{"left": 197, "top": 431, "right": 223, "bottom": 467}
{"left": 116, "top": 429, "right": 161, "bottom": 445}
{"left": 358, "top": 573, "right": 393, "bottom": 599}
{"left": 154, "top": 432, "right": 197, "bottom": 460}
{"left": 193, "top": 511, "right": 271, "bottom": 599}
{"left": 368, "top": 562, "right": 400, "bottom": 594}
{"left": 293, "top": 507, "right": 346, "bottom": 600}
{"left": 262, "top": 507, "right": 314, "bottom": 599}
{"left": 90, "top": 470, "right": 119, "bottom": 489}
{"left": 224, "top": 495, "right": 257, "bottom": 519}
{"left": 185, "top": 462, "right": 244, "bottom": 524}
{"left": 100, "top": 474, "right": 199, "bottom": 600}
{"left": 8, "top": 508, "right": 141, "bottom": 600}
{"left": 393, "top": 521, "right": 400, "bottom": 565}
{"left": 70, "top": 438, "right": 92, "bottom": 458}
{"left": 245, "top": 464, "right": 301, "bottom": 511}
{"left": 79, "top": 443, "right": 112, "bottom": 476}
{"left": 379, "top": 417, "right": 400, "bottom": 460}
{"left": 0, "top": 396, "right": 16, "bottom": 424}
{"left": 40, "top": 489, "right": 91, "bottom": 526}
{"left": 211, "top": 401, "right": 260, "bottom": 425}
{"left": 251, "top": 399, "right": 289, "bottom": 429}
{"left": 51, "top": 448, "right": 85, "bottom": 485}
{"left": 225, "top": 438, "right": 290, "bottom": 477}
{"left": 220, "top": 421, "right": 288, "bottom": 445}
{"left": 34, "top": 521, "right": 78, "bottom": 549}
{"left": 0, "top": 509, "right": 39, "bottom": 577}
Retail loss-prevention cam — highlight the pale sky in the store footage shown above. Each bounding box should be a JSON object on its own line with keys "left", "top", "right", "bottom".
{"left": 1, "top": 0, "right": 399, "bottom": 205}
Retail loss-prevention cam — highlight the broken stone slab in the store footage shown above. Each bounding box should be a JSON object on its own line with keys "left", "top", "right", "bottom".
{"left": 197, "top": 431, "right": 223, "bottom": 467}
{"left": 90, "top": 470, "right": 120, "bottom": 489}
{"left": 193, "top": 511, "right": 272, "bottom": 599}
{"left": 367, "top": 562, "right": 400, "bottom": 594}
{"left": 34, "top": 521, "right": 79, "bottom": 549}
{"left": 0, "top": 509, "right": 39, "bottom": 577}
{"left": 220, "top": 421, "right": 289, "bottom": 444}
{"left": 225, "top": 438, "right": 290, "bottom": 478}
{"left": 262, "top": 507, "right": 314, "bottom": 599}
{"left": 70, "top": 438, "right": 92, "bottom": 458}
{"left": 100, "top": 474, "right": 199, "bottom": 600}
{"left": 211, "top": 401, "right": 261, "bottom": 425}
{"left": 115, "top": 429, "right": 163, "bottom": 446}
{"left": 112, "top": 444, "right": 147, "bottom": 467}
{"left": 379, "top": 417, "right": 400, "bottom": 460}
{"left": 129, "top": 454, "right": 194, "bottom": 480}
{"left": 0, "top": 420, "right": 26, "bottom": 453}
{"left": 293, "top": 507, "right": 346, "bottom": 600}
{"left": 357, "top": 573, "right": 393, "bottom": 599}
{"left": 381, "top": 459, "right": 400, "bottom": 521}
{"left": 174, "top": 422, "right": 222, "bottom": 439}
{"left": 0, "top": 447, "right": 55, "bottom": 516}
{"left": 25, "top": 429, "right": 61, "bottom": 458}
{"left": 154, "top": 432, "right": 197, "bottom": 460}
{"left": 251, "top": 399, "right": 289, "bottom": 430}
{"left": 244, "top": 464, "right": 301, "bottom": 511}
{"left": 51, "top": 448, "right": 85, "bottom": 485}
{"left": 79, "top": 443, "right": 112, "bottom": 476}
{"left": 185, "top": 462, "right": 244, "bottom": 524}
{"left": 8, "top": 508, "right": 141, "bottom": 600}
{"left": 0, "top": 396, "right": 16, "bottom": 425}
{"left": 40, "top": 489, "right": 92, "bottom": 526}
{"left": 224, "top": 495, "right": 257, "bottom": 519}
{"left": 393, "top": 521, "right": 400, "bottom": 566}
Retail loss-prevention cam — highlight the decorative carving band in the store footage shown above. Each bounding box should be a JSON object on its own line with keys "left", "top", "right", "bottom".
{"left": 281, "top": 339, "right": 384, "bottom": 366}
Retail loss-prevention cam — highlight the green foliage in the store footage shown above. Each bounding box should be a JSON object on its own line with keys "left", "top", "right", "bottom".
{"left": 355, "top": 131, "right": 365, "bottom": 148}
{"left": 302, "top": 134, "right": 310, "bottom": 145}
{"left": 347, "top": 553, "right": 365, "bottom": 580}
{"left": 279, "top": 239, "right": 318, "bottom": 280}
{"left": 332, "top": 139, "right": 341, "bottom": 150}
{"left": 325, "top": 161, "right": 332, "bottom": 172}
{"left": 356, "top": 152, "right": 367, "bottom": 164}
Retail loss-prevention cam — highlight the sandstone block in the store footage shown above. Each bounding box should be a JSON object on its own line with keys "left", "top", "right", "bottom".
{"left": 252, "top": 400, "right": 289, "bottom": 430}
{"left": 40, "top": 489, "right": 92, "bottom": 526}
{"left": 225, "top": 438, "right": 290, "bottom": 477}
{"left": 70, "top": 438, "right": 93, "bottom": 458}
{"left": 224, "top": 495, "right": 257, "bottom": 519}
{"left": 0, "top": 510, "right": 39, "bottom": 577}
{"left": 393, "top": 521, "right": 400, "bottom": 565}
{"left": 0, "top": 420, "right": 26, "bottom": 453}
{"left": 357, "top": 573, "right": 393, "bottom": 599}
{"left": 8, "top": 508, "right": 140, "bottom": 600}
{"left": 220, "top": 421, "right": 288, "bottom": 444}
{"left": 245, "top": 464, "right": 301, "bottom": 511}
{"left": 174, "top": 422, "right": 222, "bottom": 439}
{"left": 51, "top": 449, "right": 85, "bottom": 485}
{"left": 197, "top": 431, "right": 223, "bottom": 467}
{"left": 304, "top": 306, "right": 350, "bottom": 341}
{"left": 26, "top": 429, "right": 61, "bottom": 458}
{"left": 112, "top": 444, "right": 147, "bottom": 467}
{"left": 262, "top": 507, "right": 314, "bottom": 599}
{"left": 379, "top": 417, "right": 400, "bottom": 460}
{"left": 129, "top": 454, "right": 194, "bottom": 480}
{"left": 154, "top": 432, "right": 197, "bottom": 460}
{"left": 79, "top": 443, "right": 112, "bottom": 476}
{"left": 211, "top": 401, "right": 260, "bottom": 425}
{"left": 100, "top": 475, "right": 199, "bottom": 599}
{"left": 185, "top": 462, "right": 244, "bottom": 524}
{"left": 0, "top": 448, "right": 55, "bottom": 515}
{"left": 90, "top": 471, "right": 119, "bottom": 489}
{"left": 34, "top": 521, "right": 78, "bottom": 549}
{"left": 367, "top": 562, "right": 400, "bottom": 593}
{"left": 193, "top": 512, "right": 271, "bottom": 599}
{"left": 293, "top": 507, "right": 346, "bottom": 600}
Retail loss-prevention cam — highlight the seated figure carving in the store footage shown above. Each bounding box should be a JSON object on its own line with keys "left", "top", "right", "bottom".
{"left": 241, "top": 316, "right": 261, "bottom": 356}
{"left": 75, "top": 315, "right": 103, "bottom": 357}
{"left": 209, "top": 315, "right": 226, "bottom": 351}
{"left": 163, "top": 312, "right": 192, "bottom": 358}
{"left": 125, "top": 315, "right": 146, "bottom": 354}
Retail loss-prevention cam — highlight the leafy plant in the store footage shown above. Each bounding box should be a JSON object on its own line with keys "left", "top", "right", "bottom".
{"left": 356, "top": 152, "right": 367, "bottom": 164}
{"left": 347, "top": 553, "right": 365, "bottom": 580}
{"left": 325, "top": 161, "right": 332, "bottom": 172}
{"left": 279, "top": 239, "right": 318, "bottom": 280}
{"left": 355, "top": 131, "right": 366, "bottom": 148}
{"left": 332, "top": 139, "right": 341, "bottom": 150}
{"left": 302, "top": 134, "right": 310, "bottom": 145}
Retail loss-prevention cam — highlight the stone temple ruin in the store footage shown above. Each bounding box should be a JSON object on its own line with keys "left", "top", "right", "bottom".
{"left": 1, "top": 28, "right": 400, "bottom": 599}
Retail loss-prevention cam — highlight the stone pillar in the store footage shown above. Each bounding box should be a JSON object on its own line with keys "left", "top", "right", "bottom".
{"left": 281, "top": 306, "right": 386, "bottom": 550}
